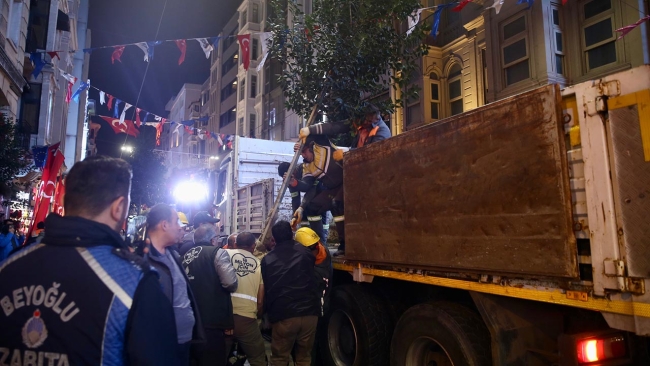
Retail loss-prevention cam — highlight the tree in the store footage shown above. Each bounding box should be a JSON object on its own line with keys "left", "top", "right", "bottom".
{"left": 0, "top": 117, "right": 31, "bottom": 198}
{"left": 124, "top": 127, "right": 168, "bottom": 214}
{"left": 269, "top": 0, "right": 429, "bottom": 122}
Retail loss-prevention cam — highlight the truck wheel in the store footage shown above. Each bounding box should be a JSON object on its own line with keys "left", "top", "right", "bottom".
{"left": 320, "top": 284, "right": 392, "bottom": 366}
{"left": 390, "top": 302, "right": 492, "bottom": 366}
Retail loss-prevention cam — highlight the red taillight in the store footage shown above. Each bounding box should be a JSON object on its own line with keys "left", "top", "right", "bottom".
{"left": 576, "top": 335, "right": 627, "bottom": 363}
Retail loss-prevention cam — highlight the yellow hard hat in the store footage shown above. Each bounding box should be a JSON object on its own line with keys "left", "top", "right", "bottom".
{"left": 295, "top": 227, "right": 320, "bottom": 247}
{"left": 177, "top": 212, "right": 189, "bottom": 226}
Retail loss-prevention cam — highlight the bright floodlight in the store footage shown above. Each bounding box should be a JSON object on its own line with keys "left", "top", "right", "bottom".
{"left": 173, "top": 181, "right": 208, "bottom": 203}
{"left": 121, "top": 145, "right": 134, "bottom": 153}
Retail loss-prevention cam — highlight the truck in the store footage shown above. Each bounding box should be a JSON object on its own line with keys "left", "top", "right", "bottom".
{"left": 320, "top": 66, "right": 650, "bottom": 365}
{"left": 214, "top": 136, "right": 296, "bottom": 237}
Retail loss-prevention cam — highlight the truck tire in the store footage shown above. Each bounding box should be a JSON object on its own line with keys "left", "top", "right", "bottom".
{"left": 320, "top": 284, "right": 392, "bottom": 366}
{"left": 390, "top": 302, "right": 492, "bottom": 366}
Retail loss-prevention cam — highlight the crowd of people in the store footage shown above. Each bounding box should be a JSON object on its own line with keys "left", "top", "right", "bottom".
{"left": 0, "top": 155, "right": 333, "bottom": 366}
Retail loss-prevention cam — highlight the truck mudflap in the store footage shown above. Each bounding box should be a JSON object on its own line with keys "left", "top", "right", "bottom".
{"left": 344, "top": 84, "right": 578, "bottom": 278}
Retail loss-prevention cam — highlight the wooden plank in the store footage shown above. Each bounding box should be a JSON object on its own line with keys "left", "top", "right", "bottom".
{"left": 344, "top": 85, "right": 578, "bottom": 278}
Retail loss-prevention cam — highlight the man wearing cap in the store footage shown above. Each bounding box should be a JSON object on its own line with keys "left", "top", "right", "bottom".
{"left": 298, "top": 103, "right": 391, "bottom": 160}
{"left": 295, "top": 227, "right": 333, "bottom": 316}
{"left": 291, "top": 135, "right": 346, "bottom": 256}
{"left": 180, "top": 211, "right": 220, "bottom": 253}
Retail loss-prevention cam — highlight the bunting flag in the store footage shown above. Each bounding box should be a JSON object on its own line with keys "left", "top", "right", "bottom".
{"left": 120, "top": 102, "right": 132, "bottom": 126}
{"left": 155, "top": 121, "right": 164, "bottom": 146}
{"left": 407, "top": 9, "right": 423, "bottom": 36}
{"left": 28, "top": 144, "right": 64, "bottom": 238}
{"left": 238, "top": 34, "right": 251, "bottom": 70}
{"left": 487, "top": 0, "right": 505, "bottom": 14}
{"left": 517, "top": 0, "right": 533, "bottom": 9}
{"left": 101, "top": 116, "right": 140, "bottom": 137}
{"left": 616, "top": 15, "right": 650, "bottom": 39}
{"left": 72, "top": 81, "right": 89, "bottom": 102}
{"left": 144, "top": 112, "right": 151, "bottom": 122}
{"left": 114, "top": 98, "right": 122, "bottom": 118}
{"left": 211, "top": 37, "right": 220, "bottom": 49}
{"left": 257, "top": 32, "right": 272, "bottom": 72}
{"left": 135, "top": 108, "right": 142, "bottom": 127}
{"left": 59, "top": 69, "right": 78, "bottom": 85}
{"left": 107, "top": 94, "right": 114, "bottom": 109}
{"left": 47, "top": 51, "right": 60, "bottom": 60}
{"left": 99, "top": 91, "right": 106, "bottom": 105}
{"left": 196, "top": 38, "right": 213, "bottom": 58}
{"left": 135, "top": 42, "right": 150, "bottom": 62}
{"left": 65, "top": 81, "right": 73, "bottom": 104}
{"left": 175, "top": 39, "right": 187, "bottom": 65}
{"left": 111, "top": 46, "right": 125, "bottom": 64}
{"left": 30, "top": 53, "right": 47, "bottom": 78}
{"left": 184, "top": 125, "right": 193, "bottom": 134}
{"left": 432, "top": 5, "right": 454, "bottom": 39}
{"left": 453, "top": 0, "right": 472, "bottom": 12}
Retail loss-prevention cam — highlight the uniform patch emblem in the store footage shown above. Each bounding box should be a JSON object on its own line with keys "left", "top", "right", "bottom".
{"left": 22, "top": 309, "right": 48, "bottom": 348}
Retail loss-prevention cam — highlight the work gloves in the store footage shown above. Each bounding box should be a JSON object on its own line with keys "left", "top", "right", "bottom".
{"left": 299, "top": 127, "right": 310, "bottom": 142}
{"left": 291, "top": 207, "right": 304, "bottom": 231}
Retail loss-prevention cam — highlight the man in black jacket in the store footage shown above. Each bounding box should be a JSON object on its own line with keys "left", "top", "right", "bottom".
{"left": 0, "top": 156, "right": 179, "bottom": 365}
{"left": 145, "top": 203, "right": 205, "bottom": 366}
{"left": 181, "top": 225, "right": 238, "bottom": 366}
{"left": 262, "top": 221, "right": 320, "bottom": 366}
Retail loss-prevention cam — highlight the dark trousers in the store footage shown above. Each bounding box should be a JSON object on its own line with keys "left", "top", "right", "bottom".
{"left": 270, "top": 316, "right": 318, "bottom": 366}
{"left": 305, "top": 187, "right": 344, "bottom": 250}
{"left": 178, "top": 342, "right": 191, "bottom": 366}
{"left": 190, "top": 328, "right": 227, "bottom": 366}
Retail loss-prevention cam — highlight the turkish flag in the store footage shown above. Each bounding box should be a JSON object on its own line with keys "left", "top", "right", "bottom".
{"left": 52, "top": 177, "right": 65, "bottom": 216}
{"left": 238, "top": 34, "right": 251, "bottom": 71}
{"left": 28, "top": 144, "right": 65, "bottom": 238}
{"left": 100, "top": 115, "right": 140, "bottom": 137}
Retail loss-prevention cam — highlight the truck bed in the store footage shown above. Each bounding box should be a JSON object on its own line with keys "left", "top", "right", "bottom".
{"left": 344, "top": 85, "right": 578, "bottom": 278}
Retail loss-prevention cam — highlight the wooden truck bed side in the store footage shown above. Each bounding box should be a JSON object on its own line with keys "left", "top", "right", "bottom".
{"left": 344, "top": 85, "right": 578, "bottom": 278}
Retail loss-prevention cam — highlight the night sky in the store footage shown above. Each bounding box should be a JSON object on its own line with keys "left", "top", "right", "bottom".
{"left": 87, "top": 0, "right": 240, "bottom": 155}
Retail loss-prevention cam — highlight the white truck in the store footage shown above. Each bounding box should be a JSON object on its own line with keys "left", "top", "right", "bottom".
{"left": 213, "top": 136, "right": 296, "bottom": 237}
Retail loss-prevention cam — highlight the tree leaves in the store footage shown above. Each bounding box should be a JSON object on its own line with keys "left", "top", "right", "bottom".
{"left": 268, "top": 0, "right": 429, "bottom": 122}
{"left": 0, "top": 117, "right": 31, "bottom": 197}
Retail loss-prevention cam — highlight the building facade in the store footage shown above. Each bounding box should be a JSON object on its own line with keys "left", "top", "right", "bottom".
{"left": 164, "top": 83, "right": 203, "bottom": 167}
{"left": 21, "top": 0, "right": 90, "bottom": 168}
{"left": 399, "top": 0, "right": 649, "bottom": 133}
{"left": 0, "top": 0, "right": 29, "bottom": 124}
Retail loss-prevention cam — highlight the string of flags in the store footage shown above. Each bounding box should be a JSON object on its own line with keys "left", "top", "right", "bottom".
{"left": 83, "top": 84, "right": 237, "bottom": 149}
{"left": 28, "top": 0, "right": 649, "bottom": 83}
{"left": 30, "top": 31, "right": 269, "bottom": 74}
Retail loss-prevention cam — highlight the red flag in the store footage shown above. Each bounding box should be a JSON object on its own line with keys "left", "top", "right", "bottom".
{"left": 184, "top": 125, "right": 193, "bottom": 134}
{"left": 52, "top": 177, "right": 65, "bottom": 216}
{"left": 135, "top": 108, "right": 142, "bottom": 127}
{"left": 615, "top": 15, "right": 650, "bottom": 39}
{"left": 101, "top": 116, "right": 140, "bottom": 137}
{"left": 28, "top": 144, "right": 64, "bottom": 238}
{"left": 562, "top": 0, "right": 567, "bottom": 4}
{"left": 237, "top": 34, "right": 251, "bottom": 71}
{"left": 175, "top": 39, "right": 187, "bottom": 65}
{"left": 65, "top": 82, "right": 73, "bottom": 104}
{"left": 47, "top": 51, "right": 60, "bottom": 60}
{"left": 205, "top": 130, "right": 210, "bottom": 138}
{"left": 107, "top": 94, "right": 114, "bottom": 109}
{"left": 155, "top": 122, "right": 164, "bottom": 146}
{"left": 111, "top": 46, "right": 125, "bottom": 64}
{"left": 452, "top": 0, "right": 472, "bottom": 11}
